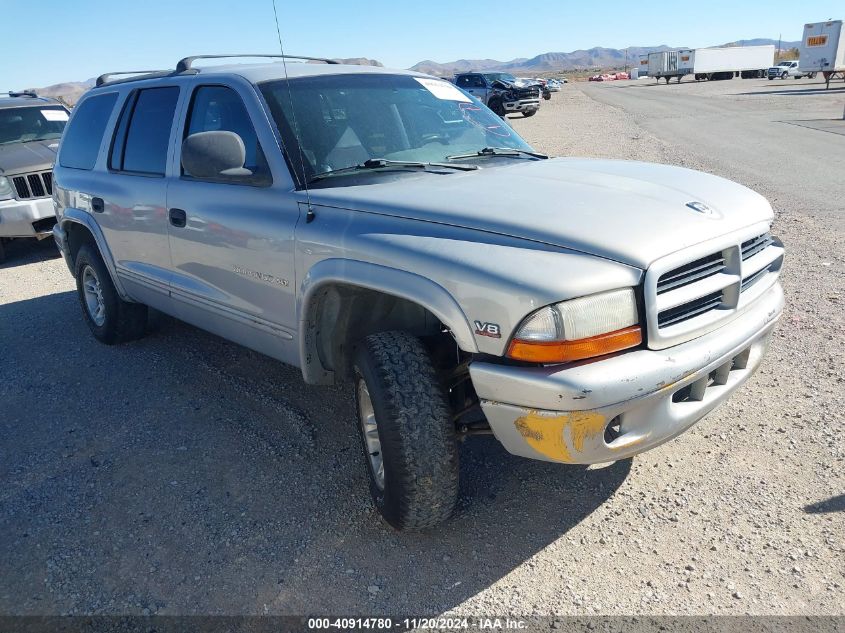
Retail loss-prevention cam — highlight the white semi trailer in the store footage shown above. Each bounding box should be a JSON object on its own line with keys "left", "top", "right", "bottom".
{"left": 799, "top": 20, "right": 845, "bottom": 88}
{"left": 649, "top": 45, "right": 775, "bottom": 83}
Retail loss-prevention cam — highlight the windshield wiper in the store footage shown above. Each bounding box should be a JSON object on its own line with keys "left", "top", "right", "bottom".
{"left": 307, "top": 158, "right": 477, "bottom": 183}
{"left": 446, "top": 147, "right": 549, "bottom": 160}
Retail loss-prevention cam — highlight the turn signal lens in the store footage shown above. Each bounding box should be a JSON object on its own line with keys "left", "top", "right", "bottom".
{"left": 507, "top": 325, "right": 643, "bottom": 363}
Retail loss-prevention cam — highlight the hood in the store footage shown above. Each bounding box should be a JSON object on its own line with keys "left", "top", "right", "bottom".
{"left": 0, "top": 140, "right": 59, "bottom": 175}
{"left": 309, "top": 157, "right": 774, "bottom": 269}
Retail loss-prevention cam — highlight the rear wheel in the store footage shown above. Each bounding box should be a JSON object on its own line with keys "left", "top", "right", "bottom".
{"left": 353, "top": 331, "right": 459, "bottom": 531}
{"left": 74, "top": 244, "right": 147, "bottom": 344}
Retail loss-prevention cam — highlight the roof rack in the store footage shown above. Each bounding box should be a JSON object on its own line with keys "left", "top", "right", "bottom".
{"left": 96, "top": 71, "right": 173, "bottom": 87}
{"left": 2, "top": 90, "right": 38, "bottom": 98}
{"left": 175, "top": 54, "right": 339, "bottom": 73}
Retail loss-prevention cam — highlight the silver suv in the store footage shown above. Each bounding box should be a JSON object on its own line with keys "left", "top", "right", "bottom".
{"left": 0, "top": 91, "right": 69, "bottom": 261}
{"left": 53, "top": 55, "right": 784, "bottom": 530}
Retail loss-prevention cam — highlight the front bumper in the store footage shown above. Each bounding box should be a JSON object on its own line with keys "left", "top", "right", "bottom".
{"left": 504, "top": 99, "right": 540, "bottom": 112}
{"left": 470, "top": 282, "right": 783, "bottom": 464}
{"left": 0, "top": 197, "right": 56, "bottom": 238}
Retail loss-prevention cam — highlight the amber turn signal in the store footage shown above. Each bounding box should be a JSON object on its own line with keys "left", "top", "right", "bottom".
{"left": 506, "top": 325, "right": 643, "bottom": 364}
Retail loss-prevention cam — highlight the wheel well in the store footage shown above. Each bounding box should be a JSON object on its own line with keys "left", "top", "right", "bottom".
{"left": 65, "top": 221, "right": 98, "bottom": 270}
{"left": 306, "top": 284, "right": 453, "bottom": 383}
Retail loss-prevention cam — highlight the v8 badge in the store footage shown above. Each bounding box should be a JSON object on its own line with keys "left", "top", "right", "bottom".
{"left": 474, "top": 321, "right": 501, "bottom": 338}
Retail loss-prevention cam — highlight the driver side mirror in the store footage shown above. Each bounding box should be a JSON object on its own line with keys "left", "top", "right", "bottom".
{"left": 181, "top": 131, "right": 252, "bottom": 179}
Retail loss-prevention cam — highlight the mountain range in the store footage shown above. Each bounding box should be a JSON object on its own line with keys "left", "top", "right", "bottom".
{"left": 410, "top": 38, "right": 802, "bottom": 76}
{"left": 27, "top": 41, "right": 799, "bottom": 104}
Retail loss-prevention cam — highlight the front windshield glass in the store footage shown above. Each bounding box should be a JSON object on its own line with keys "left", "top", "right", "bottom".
{"left": 484, "top": 73, "right": 517, "bottom": 84}
{"left": 260, "top": 73, "right": 534, "bottom": 184}
{"left": 0, "top": 106, "right": 68, "bottom": 145}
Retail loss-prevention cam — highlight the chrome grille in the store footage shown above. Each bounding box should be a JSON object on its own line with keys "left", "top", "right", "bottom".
{"left": 645, "top": 228, "right": 784, "bottom": 349}
{"left": 11, "top": 170, "right": 53, "bottom": 199}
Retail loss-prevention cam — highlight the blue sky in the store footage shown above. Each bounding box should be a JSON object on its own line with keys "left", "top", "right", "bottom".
{"left": 1, "top": 0, "right": 840, "bottom": 88}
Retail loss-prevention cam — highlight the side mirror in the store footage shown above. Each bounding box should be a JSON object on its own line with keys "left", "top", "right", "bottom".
{"left": 181, "top": 131, "right": 252, "bottom": 179}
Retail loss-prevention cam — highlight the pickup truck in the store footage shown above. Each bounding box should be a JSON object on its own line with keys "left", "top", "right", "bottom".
{"left": 454, "top": 72, "right": 542, "bottom": 117}
{"left": 768, "top": 60, "right": 814, "bottom": 79}
{"left": 52, "top": 56, "right": 784, "bottom": 530}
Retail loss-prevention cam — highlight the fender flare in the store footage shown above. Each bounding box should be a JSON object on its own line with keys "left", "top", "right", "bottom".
{"left": 297, "top": 258, "right": 478, "bottom": 384}
{"left": 58, "top": 208, "right": 130, "bottom": 300}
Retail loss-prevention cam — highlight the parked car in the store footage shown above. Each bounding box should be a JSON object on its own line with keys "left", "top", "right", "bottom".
{"left": 53, "top": 55, "right": 784, "bottom": 530}
{"left": 546, "top": 79, "right": 562, "bottom": 91}
{"left": 0, "top": 91, "right": 70, "bottom": 261}
{"left": 454, "top": 72, "right": 541, "bottom": 116}
{"left": 614, "top": 72, "right": 630, "bottom": 80}
{"left": 767, "top": 60, "right": 814, "bottom": 79}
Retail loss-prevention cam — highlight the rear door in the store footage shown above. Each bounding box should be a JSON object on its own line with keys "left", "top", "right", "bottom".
{"left": 97, "top": 83, "right": 182, "bottom": 309}
{"left": 165, "top": 79, "right": 301, "bottom": 364}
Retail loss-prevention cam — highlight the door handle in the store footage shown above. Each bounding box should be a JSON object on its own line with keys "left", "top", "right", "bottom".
{"left": 169, "top": 208, "right": 187, "bottom": 228}
{"left": 91, "top": 197, "right": 104, "bottom": 213}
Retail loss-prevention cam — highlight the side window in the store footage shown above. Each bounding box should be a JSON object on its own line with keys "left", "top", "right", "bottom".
{"left": 59, "top": 93, "right": 118, "bottom": 170}
{"left": 471, "top": 75, "right": 486, "bottom": 88}
{"left": 183, "top": 85, "right": 271, "bottom": 186}
{"left": 455, "top": 76, "right": 471, "bottom": 88}
{"left": 110, "top": 86, "right": 179, "bottom": 176}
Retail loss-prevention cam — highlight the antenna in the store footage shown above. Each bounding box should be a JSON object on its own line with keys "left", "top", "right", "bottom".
{"left": 272, "top": 0, "right": 315, "bottom": 223}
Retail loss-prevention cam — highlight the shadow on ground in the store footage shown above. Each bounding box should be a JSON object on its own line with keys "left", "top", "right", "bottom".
{"left": 0, "top": 238, "right": 62, "bottom": 270}
{"left": 0, "top": 291, "right": 631, "bottom": 615}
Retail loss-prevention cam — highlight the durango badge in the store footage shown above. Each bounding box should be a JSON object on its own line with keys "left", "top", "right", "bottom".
{"left": 474, "top": 321, "right": 501, "bottom": 338}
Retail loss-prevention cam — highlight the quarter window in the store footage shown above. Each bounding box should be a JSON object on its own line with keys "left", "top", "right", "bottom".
{"left": 111, "top": 87, "right": 179, "bottom": 176}
{"left": 183, "top": 86, "right": 271, "bottom": 186}
{"left": 59, "top": 93, "right": 118, "bottom": 170}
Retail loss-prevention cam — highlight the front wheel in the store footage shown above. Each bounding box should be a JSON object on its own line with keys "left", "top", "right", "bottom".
{"left": 353, "top": 331, "right": 459, "bottom": 531}
{"left": 487, "top": 97, "right": 505, "bottom": 117}
{"left": 523, "top": 109, "right": 537, "bottom": 117}
{"left": 781, "top": 72, "right": 788, "bottom": 79}
{"left": 74, "top": 244, "right": 147, "bottom": 344}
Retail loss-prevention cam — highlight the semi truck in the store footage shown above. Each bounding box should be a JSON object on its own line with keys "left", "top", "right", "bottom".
{"left": 649, "top": 45, "right": 775, "bottom": 83}
{"left": 799, "top": 20, "right": 845, "bottom": 88}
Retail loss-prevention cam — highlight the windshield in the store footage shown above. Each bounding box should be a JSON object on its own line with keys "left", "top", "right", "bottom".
{"left": 0, "top": 106, "right": 68, "bottom": 145}
{"left": 484, "top": 73, "right": 517, "bottom": 84}
{"left": 260, "top": 73, "right": 534, "bottom": 185}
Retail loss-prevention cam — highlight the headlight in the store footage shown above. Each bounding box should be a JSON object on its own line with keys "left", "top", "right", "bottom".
{"left": 507, "top": 288, "right": 642, "bottom": 363}
{"left": 0, "top": 176, "right": 13, "bottom": 201}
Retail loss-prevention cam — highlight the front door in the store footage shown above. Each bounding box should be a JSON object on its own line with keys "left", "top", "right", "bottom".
{"left": 166, "top": 83, "right": 300, "bottom": 364}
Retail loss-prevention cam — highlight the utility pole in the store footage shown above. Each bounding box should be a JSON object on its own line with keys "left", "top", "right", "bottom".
{"left": 777, "top": 33, "right": 782, "bottom": 60}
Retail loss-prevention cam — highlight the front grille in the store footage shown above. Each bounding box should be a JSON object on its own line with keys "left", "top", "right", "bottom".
{"left": 741, "top": 233, "right": 773, "bottom": 260}
{"left": 646, "top": 230, "right": 784, "bottom": 348}
{"left": 658, "top": 290, "right": 724, "bottom": 328}
{"left": 11, "top": 170, "right": 53, "bottom": 199}
{"left": 657, "top": 251, "right": 726, "bottom": 294}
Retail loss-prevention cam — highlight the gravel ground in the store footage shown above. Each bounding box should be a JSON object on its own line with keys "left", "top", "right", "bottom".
{"left": 1, "top": 79, "right": 843, "bottom": 618}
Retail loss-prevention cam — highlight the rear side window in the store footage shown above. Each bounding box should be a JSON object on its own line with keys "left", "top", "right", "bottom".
{"left": 110, "top": 87, "right": 179, "bottom": 175}
{"left": 183, "top": 85, "right": 271, "bottom": 186}
{"left": 59, "top": 93, "right": 118, "bottom": 170}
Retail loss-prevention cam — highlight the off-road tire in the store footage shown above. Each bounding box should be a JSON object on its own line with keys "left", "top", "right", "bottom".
{"left": 74, "top": 244, "right": 147, "bottom": 344}
{"left": 353, "top": 331, "right": 459, "bottom": 531}
{"left": 523, "top": 110, "right": 537, "bottom": 118}
{"left": 487, "top": 97, "right": 505, "bottom": 117}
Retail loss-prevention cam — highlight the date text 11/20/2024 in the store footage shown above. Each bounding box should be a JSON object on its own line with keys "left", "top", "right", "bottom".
{"left": 307, "top": 617, "right": 528, "bottom": 630}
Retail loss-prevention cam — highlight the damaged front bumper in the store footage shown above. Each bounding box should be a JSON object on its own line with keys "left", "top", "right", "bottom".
{"left": 469, "top": 282, "right": 783, "bottom": 464}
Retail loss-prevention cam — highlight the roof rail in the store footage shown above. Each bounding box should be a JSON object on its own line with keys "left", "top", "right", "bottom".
{"left": 3, "top": 90, "right": 38, "bottom": 98}
{"left": 96, "top": 71, "right": 172, "bottom": 87}
{"left": 175, "top": 54, "right": 339, "bottom": 73}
